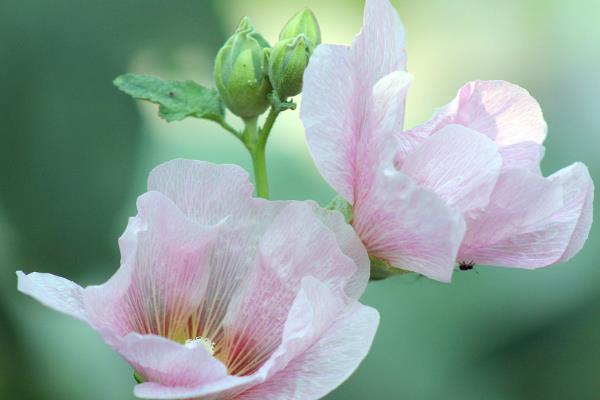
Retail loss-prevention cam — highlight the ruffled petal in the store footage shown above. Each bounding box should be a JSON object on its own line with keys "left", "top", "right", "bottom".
{"left": 147, "top": 159, "right": 255, "bottom": 224}
{"left": 308, "top": 202, "right": 370, "bottom": 300}
{"left": 255, "top": 202, "right": 357, "bottom": 296}
{"left": 550, "top": 163, "right": 594, "bottom": 263}
{"left": 149, "top": 159, "right": 294, "bottom": 349}
{"left": 84, "top": 191, "right": 220, "bottom": 340}
{"left": 459, "top": 164, "right": 593, "bottom": 268}
{"left": 16, "top": 271, "right": 87, "bottom": 322}
{"left": 353, "top": 166, "right": 466, "bottom": 283}
{"left": 258, "top": 202, "right": 357, "bottom": 296}
{"left": 400, "top": 125, "right": 502, "bottom": 218}
{"left": 394, "top": 130, "right": 428, "bottom": 169}
{"left": 239, "top": 278, "right": 379, "bottom": 400}
{"left": 356, "top": 71, "right": 413, "bottom": 196}
{"left": 220, "top": 203, "right": 358, "bottom": 376}
{"left": 411, "top": 80, "right": 547, "bottom": 146}
{"left": 134, "top": 375, "right": 256, "bottom": 400}
{"left": 112, "top": 333, "right": 228, "bottom": 390}
{"left": 498, "top": 141, "right": 545, "bottom": 174}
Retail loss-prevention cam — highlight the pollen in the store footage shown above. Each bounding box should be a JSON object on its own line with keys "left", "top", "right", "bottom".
{"left": 185, "top": 336, "right": 216, "bottom": 356}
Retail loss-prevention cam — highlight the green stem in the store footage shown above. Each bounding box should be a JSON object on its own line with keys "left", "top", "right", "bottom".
{"left": 251, "top": 141, "right": 269, "bottom": 199}
{"left": 260, "top": 107, "right": 280, "bottom": 142}
{"left": 243, "top": 116, "right": 270, "bottom": 199}
{"left": 253, "top": 107, "right": 282, "bottom": 199}
{"left": 234, "top": 107, "right": 283, "bottom": 199}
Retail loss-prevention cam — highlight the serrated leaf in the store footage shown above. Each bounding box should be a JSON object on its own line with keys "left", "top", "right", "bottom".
{"left": 114, "top": 74, "right": 225, "bottom": 122}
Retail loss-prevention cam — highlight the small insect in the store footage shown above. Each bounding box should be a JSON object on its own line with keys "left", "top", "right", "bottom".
{"left": 458, "top": 261, "right": 475, "bottom": 271}
{"left": 168, "top": 91, "right": 176, "bottom": 97}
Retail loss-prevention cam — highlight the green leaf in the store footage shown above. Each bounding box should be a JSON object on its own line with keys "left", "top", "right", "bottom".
{"left": 113, "top": 74, "right": 225, "bottom": 122}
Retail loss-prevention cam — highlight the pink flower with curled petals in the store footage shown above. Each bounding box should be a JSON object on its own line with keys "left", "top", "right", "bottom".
{"left": 301, "top": 0, "right": 593, "bottom": 281}
{"left": 400, "top": 81, "right": 594, "bottom": 269}
{"left": 18, "top": 159, "right": 378, "bottom": 400}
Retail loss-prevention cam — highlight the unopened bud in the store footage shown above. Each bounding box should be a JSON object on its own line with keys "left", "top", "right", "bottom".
{"left": 214, "top": 17, "right": 272, "bottom": 118}
{"left": 279, "top": 8, "right": 321, "bottom": 51}
{"left": 268, "top": 35, "right": 311, "bottom": 99}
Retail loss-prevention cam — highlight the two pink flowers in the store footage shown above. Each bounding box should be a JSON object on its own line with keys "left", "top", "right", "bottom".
{"left": 17, "top": 0, "right": 593, "bottom": 399}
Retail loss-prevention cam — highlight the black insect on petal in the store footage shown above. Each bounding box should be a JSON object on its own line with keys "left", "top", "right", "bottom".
{"left": 459, "top": 261, "right": 475, "bottom": 271}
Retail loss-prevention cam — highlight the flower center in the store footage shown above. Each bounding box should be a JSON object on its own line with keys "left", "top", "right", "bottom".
{"left": 184, "top": 336, "right": 216, "bottom": 356}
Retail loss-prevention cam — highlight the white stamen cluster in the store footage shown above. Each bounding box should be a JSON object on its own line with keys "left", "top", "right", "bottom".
{"left": 184, "top": 336, "right": 216, "bottom": 356}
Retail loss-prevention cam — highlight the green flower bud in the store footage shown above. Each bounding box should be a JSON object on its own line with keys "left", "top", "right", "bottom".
{"left": 268, "top": 35, "right": 311, "bottom": 99}
{"left": 279, "top": 8, "right": 321, "bottom": 51}
{"left": 214, "top": 17, "right": 272, "bottom": 118}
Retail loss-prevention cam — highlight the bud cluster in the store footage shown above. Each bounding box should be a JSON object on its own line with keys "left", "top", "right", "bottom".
{"left": 214, "top": 9, "right": 321, "bottom": 118}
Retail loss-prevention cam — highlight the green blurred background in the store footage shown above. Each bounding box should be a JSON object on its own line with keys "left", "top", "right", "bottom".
{"left": 1, "top": 0, "right": 598, "bottom": 398}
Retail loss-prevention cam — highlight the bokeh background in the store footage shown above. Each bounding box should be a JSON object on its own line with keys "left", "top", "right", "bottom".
{"left": 1, "top": 0, "right": 599, "bottom": 398}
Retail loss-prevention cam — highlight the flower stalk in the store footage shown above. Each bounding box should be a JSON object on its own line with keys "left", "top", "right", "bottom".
{"left": 242, "top": 111, "right": 280, "bottom": 199}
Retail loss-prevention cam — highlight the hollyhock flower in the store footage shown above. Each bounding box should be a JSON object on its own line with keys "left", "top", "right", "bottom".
{"left": 399, "top": 81, "right": 594, "bottom": 269}
{"left": 302, "top": 0, "right": 465, "bottom": 282}
{"left": 17, "top": 159, "right": 378, "bottom": 400}
{"left": 301, "top": 0, "right": 593, "bottom": 282}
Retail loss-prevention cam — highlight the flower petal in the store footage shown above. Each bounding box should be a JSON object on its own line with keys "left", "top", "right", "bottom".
{"left": 412, "top": 80, "right": 547, "bottom": 146}
{"left": 150, "top": 159, "right": 293, "bottom": 348}
{"left": 134, "top": 279, "right": 378, "bottom": 400}
{"left": 134, "top": 375, "right": 256, "bottom": 400}
{"left": 301, "top": 0, "right": 407, "bottom": 205}
{"left": 394, "top": 130, "right": 428, "bottom": 169}
{"left": 353, "top": 167, "right": 466, "bottom": 283}
{"left": 498, "top": 141, "right": 545, "bottom": 174}
{"left": 550, "top": 162, "right": 594, "bottom": 263}
{"left": 458, "top": 164, "right": 594, "bottom": 268}
{"left": 400, "top": 124, "right": 502, "bottom": 218}
{"left": 113, "top": 333, "right": 228, "bottom": 389}
{"left": 255, "top": 202, "right": 357, "bottom": 297}
{"left": 147, "top": 159, "right": 255, "bottom": 224}
{"left": 351, "top": 0, "right": 407, "bottom": 89}
{"left": 84, "top": 191, "right": 220, "bottom": 340}
{"left": 239, "top": 277, "right": 379, "bottom": 400}
{"left": 220, "top": 203, "right": 359, "bottom": 376}
{"left": 308, "top": 202, "right": 370, "bottom": 300}
{"left": 16, "top": 271, "right": 87, "bottom": 322}
{"left": 356, "top": 71, "right": 413, "bottom": 192}
{"left": 301, "top": 44, "right": 357, "bottom": 203}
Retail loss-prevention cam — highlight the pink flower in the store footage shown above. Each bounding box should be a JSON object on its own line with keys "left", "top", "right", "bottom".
{"left": 17, "top": 159, "right": 378, "bottom": 400}
{"left": 301, "top": 0, "right": 465, "bottom": 282}
{"left": 401, "top": 81, "right": 594, "bottom": 269}
{"left": 301, "top": 0, "right": 593, "bottom": 282}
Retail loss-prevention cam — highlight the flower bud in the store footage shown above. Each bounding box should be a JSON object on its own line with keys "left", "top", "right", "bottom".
{"left": 214, "top": 17, "right": 272, "bottom": 118}
{"left": 268, "top": 35, "right": 311, "bottom": 99}
{"left": 279, "top": 8, "right": 321, "bottom": 51}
